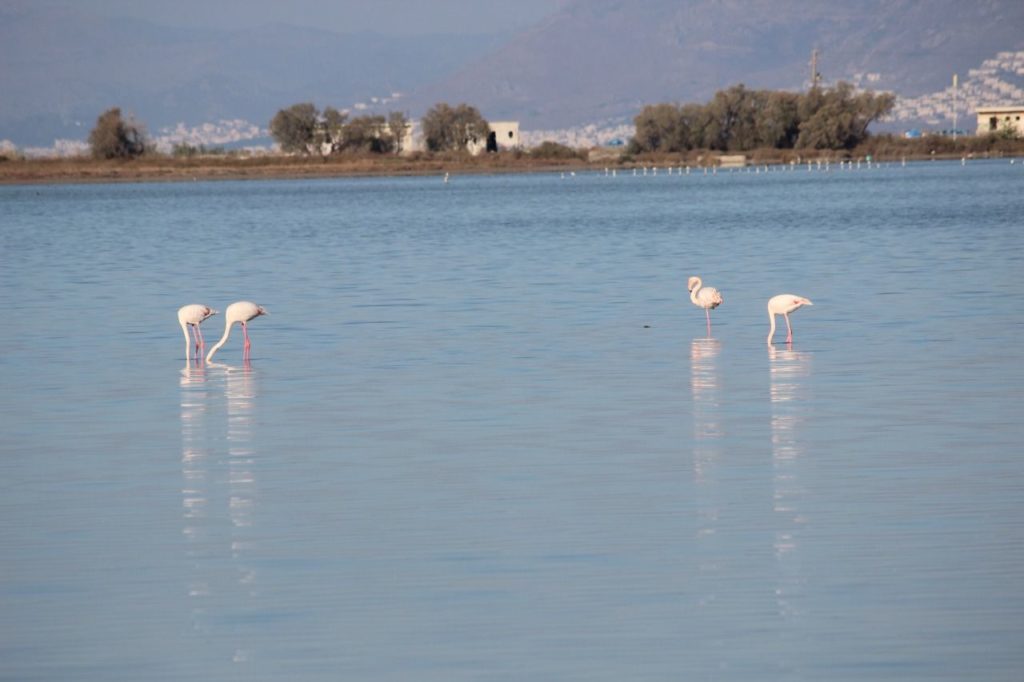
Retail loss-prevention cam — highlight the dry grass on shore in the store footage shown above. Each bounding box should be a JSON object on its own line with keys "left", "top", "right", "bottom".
{"left": 2, "top": 138, "right": 1022, "bottom": 186}
{"left": 0, "top": 152, "right": 593, "bottom": 185}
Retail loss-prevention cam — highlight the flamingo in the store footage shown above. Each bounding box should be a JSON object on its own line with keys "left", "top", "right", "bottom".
{"left": 767, "top": 295, "right": 813, "bottom": 344}
{"left": 178, "top": 304, "right": 217, "bottom": 360}
{"left": 205, "top": 301, "right": 268, "bottom": 362}
{"left": 688, "top": 276, "right": 724, "bottom": 334}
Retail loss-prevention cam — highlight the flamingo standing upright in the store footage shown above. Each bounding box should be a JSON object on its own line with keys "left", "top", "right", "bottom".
{"left": 205, "top": 301, "right": 267, "bottom": 362}
{"left": 177, "top": 304, "right": 218, "bottom": 360}
{"left": 767, "top": 294, "right": 813, "bottom": 344}
{"left": 688, "top": 276, "right": 724, "bottom": 334}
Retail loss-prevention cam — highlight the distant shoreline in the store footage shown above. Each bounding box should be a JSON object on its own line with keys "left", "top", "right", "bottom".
{"left": 1, "top": 148, "right": 1020, "bottom": 186}
{"left": 0, "top": 155, "right": 590, "bottom": 185}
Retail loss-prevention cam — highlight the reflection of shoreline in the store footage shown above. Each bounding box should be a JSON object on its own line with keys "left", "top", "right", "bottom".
{"left": 180, "top": 361, "right": 259, "bottom": 667}
{"left": 768, "top": 346, "right": 811, "bottom": 619}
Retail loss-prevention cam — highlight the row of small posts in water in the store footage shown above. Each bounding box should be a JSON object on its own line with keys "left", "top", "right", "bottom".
{"left": 599, "top": 159, "right": 888, "bottom": 177}
{"left": 591, "top": 155, "right": 985, "bottom": 177}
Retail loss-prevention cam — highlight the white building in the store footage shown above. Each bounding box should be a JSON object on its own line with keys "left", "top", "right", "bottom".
{"left": 976, "top": 106, "right": 1024, "bottom": 136}
{"left": 467, "top": 121, "right": 521, "bottom": 155}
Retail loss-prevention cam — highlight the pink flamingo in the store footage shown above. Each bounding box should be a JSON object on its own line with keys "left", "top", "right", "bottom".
{"left": 688, "top": 276, "right": 724, "bottom": 334}
{"left": 177, "top": 304, "right": 217, "bottom": 360}
{"left": 767, "top": 294, "right": 813, "bottom": 344}
{"left": 206, "top": 301, "right": 267, "bottom": 362}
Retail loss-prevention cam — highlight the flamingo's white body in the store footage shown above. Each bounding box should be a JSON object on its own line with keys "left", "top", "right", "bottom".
{"left": 177, "top": 304, "right": 217, "bottom": 360}
{"left": 205, "top": 301, "right": 267, "bottom": 362}
{"left": 767, "top": 295, "right": 813, "bottom": 344}
{"left": 688, "top": 276, "right": 724, "bottom": 334}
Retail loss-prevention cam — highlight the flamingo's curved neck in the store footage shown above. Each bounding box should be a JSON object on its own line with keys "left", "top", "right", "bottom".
{"left": 205, "top": 319, "right": 234, "bottom": 362}
{"left": 689, "top": 278, "right": 702, "bottom": 305}
{"left": 767, "top": 310, "right": 777, "bottom": 343}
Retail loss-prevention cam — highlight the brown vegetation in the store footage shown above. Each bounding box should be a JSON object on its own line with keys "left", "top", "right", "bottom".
{"left": 2, "top": 137, "right": 1022, "bottom": 186}
{"left": 0, "top": 151, "right": 590, "bottom": 185}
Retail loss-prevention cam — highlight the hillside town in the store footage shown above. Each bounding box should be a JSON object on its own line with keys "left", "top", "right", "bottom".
{"left": 887, "top": 50, "right": 1024, "bottom": 130}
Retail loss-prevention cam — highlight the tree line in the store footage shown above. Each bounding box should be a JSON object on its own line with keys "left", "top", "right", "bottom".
{"left": 269, "top": 104, "right": 410, "bottom": 155}
{"left": 88, "top": 83, "right": 977, "bottom": 161}
{"left": 267, "top": 101, "right": 493, "bottom": 155}
{"left": 86, "top": 102, "right": 495, "bottom": 159}
{"left": 630, "top": 82, "right": 896, "bottom": 154}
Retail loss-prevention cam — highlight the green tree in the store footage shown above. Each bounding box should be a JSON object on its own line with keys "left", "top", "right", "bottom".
{"left": 704, "top": 84, "right": 759, "bottom": 151}
{"left": 755, "top": 91, "right": 801, "bottom": 148}
{"left": 321, "top": 107, "right": 349, "bottom": 152}
{"left": 269, "top": 103, "right": 319, "bottom": 154}
{"left": 632, "top": 103, "right": 685, "bottom": 153}
{"left": 88, "top": 107, "right": 147, "bottom": 159}
{"left": 797, "top": 82, "right": 894, "bottom": 149}
{"left": 340, "top": 115, "right": 390, "bottom": 153}
{"left": 422, "top": 103, "right": 490, "bottom": 152}
{"left": 678, "top": 102, "right": 713, "bottom": 149}
{"left": 629, "top": 82, "right": 894, "bottom": 153}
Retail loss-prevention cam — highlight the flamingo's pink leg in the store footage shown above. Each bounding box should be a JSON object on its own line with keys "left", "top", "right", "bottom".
{"left": 705, "top": 308, "right": 712, "bottom": 334}
{"left": 784, "top": 313, "right": 793, "bottom": 343}
{"left": 242, "top": 322, "right": 251, "bottom": 358}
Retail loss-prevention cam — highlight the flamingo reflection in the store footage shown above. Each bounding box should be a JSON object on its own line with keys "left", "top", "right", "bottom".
{"left": 180, "top": 359, "right": 259, "bottom": 667}
{"left": 690, "top": 337, "right": 723, "bottom": 535}
{"left": 768, "top": 345, "right": 812, "bottom": 618}
{"left": 180, "top": 360, "right": 211, "bottom": 615}
{"left": 691, "top": 337, "right": 723, "bottom": 479}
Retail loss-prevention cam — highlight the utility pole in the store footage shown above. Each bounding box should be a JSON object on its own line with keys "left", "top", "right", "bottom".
{"left": 952, "top": 73, "right": 959, "bottom": 140}
{"left": 810, "top": 49, "right": 822, "bottom": 90}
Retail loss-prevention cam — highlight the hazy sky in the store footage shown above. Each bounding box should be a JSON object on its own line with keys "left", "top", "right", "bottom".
{"left": 82, "top": 0, "right": 568, "bottom": 35}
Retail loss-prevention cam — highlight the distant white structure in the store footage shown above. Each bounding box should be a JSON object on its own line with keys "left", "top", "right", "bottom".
{"left": 717, "top": 154, "right": 747, "bottom": 168}
{"left": 395, "top": 122, "right": 415, "bottom": 155}
{"left": 468, "top": 121, "right": 521, "bottom": 155}
{"left": 976, "top": 105, "right": 1024, "bottom": 136}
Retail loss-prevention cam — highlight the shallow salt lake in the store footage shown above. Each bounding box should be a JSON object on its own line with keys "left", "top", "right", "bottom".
{"left": 2, "top": 160, "right": 1023, "bottom": 680}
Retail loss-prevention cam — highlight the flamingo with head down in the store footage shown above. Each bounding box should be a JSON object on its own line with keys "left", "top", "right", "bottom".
{"left": 767, "top": 294, "right": 813, "bottom": 344}
{"left": 205, "top": 301, "right": 267, "bottom": 362}
{"left": 177, "top": 304, "right": 218, "bottom": 360}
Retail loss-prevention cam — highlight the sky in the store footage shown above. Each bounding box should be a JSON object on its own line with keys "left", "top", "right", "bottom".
{"left": 78, "top": 0, "right": 568, "bottom": 35}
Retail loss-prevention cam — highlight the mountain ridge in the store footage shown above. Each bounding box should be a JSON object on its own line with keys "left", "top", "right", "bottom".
{"left": 412, "top": 0, "right": 1024, "bottom": 128}
{"left": 3, "top": 0, "right": 1023, "bottom": 149}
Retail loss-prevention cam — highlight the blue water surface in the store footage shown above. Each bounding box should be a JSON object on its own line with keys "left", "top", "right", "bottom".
{"left": 1, "top": 160, "right": 1023, "bottom": 681}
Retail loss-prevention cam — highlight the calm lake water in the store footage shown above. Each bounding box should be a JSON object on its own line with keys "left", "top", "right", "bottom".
{"left": 2, "top": 160, "right": 1023, "bottom": 680}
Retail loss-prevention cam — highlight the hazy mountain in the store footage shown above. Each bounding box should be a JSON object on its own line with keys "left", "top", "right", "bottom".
{"left": 412, "top": 0, "right": 1024, "bottom": 129}
{"left": 0, "top": 2, "right": 507, "bottom": 146}
{"left": 3, "top": 0, "right": 1023, "bottom": 149}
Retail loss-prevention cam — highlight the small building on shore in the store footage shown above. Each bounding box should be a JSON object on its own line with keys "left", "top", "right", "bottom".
{"left": 468, "top": 121, "right": 521, "bottom": 155}
{"left": 976, "top": 106, "right": 1024, "bottom": 136}
{"left": 717, "top": 154, "right": 747, "bottom": 168}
